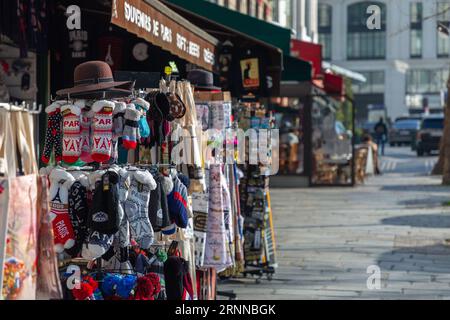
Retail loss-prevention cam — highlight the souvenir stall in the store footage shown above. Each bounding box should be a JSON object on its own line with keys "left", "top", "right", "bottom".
{"left": 164, "top": 0, "right": 284, "bottom": 282}
{"left": 24, "top": 59, "right": 250, "bottom": 301}
{"left": 271, "top": 49, "right": 358, "bottom": 187}
{"left": 0, "top": 0, "right": 282, "bottom": 300}
{"left": 0, "top": 0, "right": 248, "bottom": 301}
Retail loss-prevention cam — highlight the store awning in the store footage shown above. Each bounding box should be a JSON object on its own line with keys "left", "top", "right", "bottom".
{"left": 291, "top": 39, "right": 323, "bottom": 79}
{"left": 163, "top": 0, "right": 292, "bottom": 54}
{"left": 313, "top": 73, "right": 345, "bottom": 102}
{"left": 279, "top": 55, "right": 313, "bottom": 97}
{"left": 162, "top": 0, "right": 284, "bottom": 97}
{"left": 322, "top": 62, "right": 366, "bottom": 83}
{"left": 282, "top": 55, "right": 312, "bottom": 82}
{"left": 110, "top": 0, "right": 219, "bottom": 71}
{"left": 324, "top": 73, "right": 344, "bottom": 97}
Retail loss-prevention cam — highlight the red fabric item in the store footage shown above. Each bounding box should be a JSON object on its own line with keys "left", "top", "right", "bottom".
{"left": 72, "top": 276, "right": 98, "bottom": 300}
{"left": 182, "top": 271, "right": 194, "bottom": 300}
{"left": 91, "top": 106, "right": 114, "bottom": 162}
{"left": 62, "top": 108, "right": 82, "bottom": 163}
{"left": 49, "top": 182, "right": 75, "bottom": 253}
{"left": 173, "top": 191, "right": 187, "bottom": 208}
{"left": 134, "top": 273, "right": 161, "bottom": 300}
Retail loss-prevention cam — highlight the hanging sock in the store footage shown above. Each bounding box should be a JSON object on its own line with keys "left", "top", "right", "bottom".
{"left": 122, "top": 104, "right": 141, "bottom": 150}
{"left": 41, "top": 101, "right": 64, "bottom": 164}
{"left": 125, "top": 170, "right": 157, "bottom": 249}
{"left": 61, "top": 104, "right": 82, "bottom": 164}
{"left": 133, "top": 98, "right": 151, "bottom": 139}
{"left": 91, "top": 100, "right": 115, "bottom": 163}
{"left": 80, "top": 103, "right": 94, "bottom": 163}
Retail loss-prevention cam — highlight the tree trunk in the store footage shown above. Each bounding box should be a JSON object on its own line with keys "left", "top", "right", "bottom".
{"left": 432, "top": 110, "right": 446, "bottom": 175}
{"left": 442, "top": 76, "right": 450, "bottom": 184}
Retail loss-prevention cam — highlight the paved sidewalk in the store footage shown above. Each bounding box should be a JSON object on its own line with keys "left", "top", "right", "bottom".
{"left": 219, "top": 150, "right": 450, "bottom": 299}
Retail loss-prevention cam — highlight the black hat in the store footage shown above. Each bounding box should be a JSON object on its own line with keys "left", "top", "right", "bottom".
{"left": 186, "top": 69, "right": 221, "bottom": 91}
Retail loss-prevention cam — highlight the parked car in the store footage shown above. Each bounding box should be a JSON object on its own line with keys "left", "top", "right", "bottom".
{"left": 416, "top": 116, "right": 444, "bottom": 156}
{"left": 389, "top": 119, "right": 421, "bottom": 146}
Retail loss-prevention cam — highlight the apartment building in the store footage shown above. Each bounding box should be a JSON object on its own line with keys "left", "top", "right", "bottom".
{"left": 206, "top": 0, "right": 274, "bottom": 21}
{"left": 318, "top": 0, "right": 450, "bottom": 123}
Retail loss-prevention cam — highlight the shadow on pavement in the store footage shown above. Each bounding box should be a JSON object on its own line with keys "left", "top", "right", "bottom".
{"left": 381, "top": 184, "right": 450, "bottom": 193}
{"left": 382, "top": 214, "right": 450, "bottom": 228}
{"left": 397, "top": 196, "right": 450, "bottom": 209}
{"left": 377, "top": 243, "right": 450, "bottom": 274}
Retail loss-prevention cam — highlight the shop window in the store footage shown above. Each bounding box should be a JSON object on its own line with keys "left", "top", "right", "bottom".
{"left": 410, "top": 3, "right": 423, "bottom": 58}
{"left": 311, "top": 96, "right": 354, "bottom": 186}
{"left": 347, "top": 1, "right": 386, "bottom": 60}
{"left": 406, "top": 69, "right": 449, "bottom": 94}
{"left": 274, "top": 98, "right": 305, "bottom": 176}
{"left": 352, "top": 71, "right": 385, "bottom": 94}
{"left": 437, "top": 2, "right": 450, "bottom": 57}
{"left": 318, "top": 3, "right": 332, "bottom": 60}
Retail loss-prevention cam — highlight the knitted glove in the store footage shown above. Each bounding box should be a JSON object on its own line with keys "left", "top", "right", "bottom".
{"left": 122, "top": 104, "right": 141, "bottom": 150}
{"left": 88, "top": 169, "right": 120, "bottom": 235}
{"left": 41, "top": 101, "right": 65, "bottom": 164}
{"left": 61, "top": 104, "right": 82, "bottom": 164}
{"left": 113, "top": 102, "right": 127, "bottom": 139}
{"left": 65, "top": 172, "right": 89, "bottom": 257}
{"left": 91, "top": 100, "right": 115, "bottom": 163}
{"left": 49, "top": 168, "right": 76, "bottom": 253}
{"left": 116, "top": 166, "right": 131, "bottom": 247}
{"left": 125, "top": 170, "right": 156, "bottom": 249}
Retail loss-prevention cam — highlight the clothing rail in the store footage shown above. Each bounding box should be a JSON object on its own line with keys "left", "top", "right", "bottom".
{"left": 0, "top": 102, "right": 42, "bottom": 114}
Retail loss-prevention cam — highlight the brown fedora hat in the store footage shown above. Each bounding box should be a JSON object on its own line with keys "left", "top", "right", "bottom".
{"left": 56, "top": 61, "right": 133, "bottom": 97}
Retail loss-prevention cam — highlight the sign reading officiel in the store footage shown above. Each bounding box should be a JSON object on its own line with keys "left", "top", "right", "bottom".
{"left": 112, "top": 0, "right": 216, "bottom": 71}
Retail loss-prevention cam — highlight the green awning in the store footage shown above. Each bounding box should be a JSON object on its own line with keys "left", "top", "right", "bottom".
{"left": 164, "top": 0, "right": 292, "bottom": 54}
{"left": 282, "top": 55, "right": 312, "bottom": 82}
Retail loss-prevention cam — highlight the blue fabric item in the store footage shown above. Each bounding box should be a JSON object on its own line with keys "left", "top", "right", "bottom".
{"left": 101, "top": 274, "right": 122, "bottom": 297}
{"left": 177, "top": 173, "right": 190, "bottom": 189}
{"left": 167, "top": 176, "right": 188, "bottom": 228}
{"left": 138, "top": 116, "right": 151, "bottom": 138}
{"left": 135, "top": 254, "right": 150, "bottom": 274}
{"left": 117, "top": 143, "right": 128, "bottom": 164}
{"left": 116, "top": 275, "right": 137, "bottom": 299}
{"left": 161, "top": 223, "right": 176, "bottom": 235}
{"left": 135, "top": 103, "right": 151, "bottom": 138}
{"left": 93, "top": 288, "right": 104, "bottom": 300}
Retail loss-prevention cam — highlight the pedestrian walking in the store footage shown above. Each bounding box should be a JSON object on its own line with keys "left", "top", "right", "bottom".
{"left": 374, "top": 118, "right": 388, "bottom": 156}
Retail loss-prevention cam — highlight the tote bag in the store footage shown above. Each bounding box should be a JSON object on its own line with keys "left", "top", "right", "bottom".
{"left": 0, "top": 109, "right": 50, "bottom": 300}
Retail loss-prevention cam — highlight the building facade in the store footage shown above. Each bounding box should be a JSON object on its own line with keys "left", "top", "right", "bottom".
{"left": 206, "top": 0, "right": 274, "bottom": 21}
{"left": 318, "top": 0, "right": 450, "bottom": 123}
{"left": 272, "top": 0, "right": 319, "bottom": 42}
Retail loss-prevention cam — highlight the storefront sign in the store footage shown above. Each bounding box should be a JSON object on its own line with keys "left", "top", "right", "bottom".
{"left": 111, "top": 0, "right": 216, "bottom": 71}
{"left": 240, "top": 58, "right": 260, "bottom": 89}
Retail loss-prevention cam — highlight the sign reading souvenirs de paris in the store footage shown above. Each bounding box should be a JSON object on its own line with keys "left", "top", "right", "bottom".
{"left": 111, "top": 0, "right": 216, "bottom": 71}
